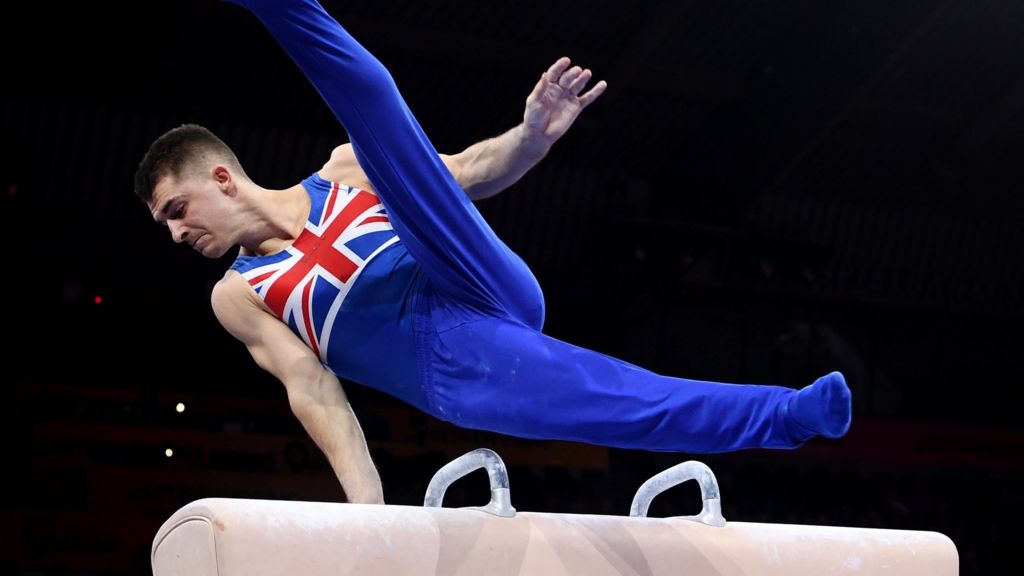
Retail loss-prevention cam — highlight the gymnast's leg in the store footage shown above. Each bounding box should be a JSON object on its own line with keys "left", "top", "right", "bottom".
{"left": 425, "top": 315, "right": 850, "bottom": 452}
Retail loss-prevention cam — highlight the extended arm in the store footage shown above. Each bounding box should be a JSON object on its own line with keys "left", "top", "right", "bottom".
{"left": 211, "top": 272, "right": 383, "bottom": 504}
{"left": 444, "top": 57, "right": 607, "bottom": 201}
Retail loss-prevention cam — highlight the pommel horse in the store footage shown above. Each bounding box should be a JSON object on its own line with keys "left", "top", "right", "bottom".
{"left": 152, "top": 449, "right": 957, "bottom": 575}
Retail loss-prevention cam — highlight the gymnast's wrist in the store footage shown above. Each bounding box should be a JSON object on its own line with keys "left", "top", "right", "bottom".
{"left": 515, "top": 124, "right": 552, "bottom": 159}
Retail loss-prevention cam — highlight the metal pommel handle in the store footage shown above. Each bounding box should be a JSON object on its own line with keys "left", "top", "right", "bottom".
{"left": 423, "top": 448, "right": 516, "bottom": 518}
{"left": 629, "top": 460, "right": 726, "bottom": 527}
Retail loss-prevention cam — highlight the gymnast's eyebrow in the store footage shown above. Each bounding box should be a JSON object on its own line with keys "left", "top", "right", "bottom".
{"left": 153, "top": 196, "right": 183, "bottom": 224}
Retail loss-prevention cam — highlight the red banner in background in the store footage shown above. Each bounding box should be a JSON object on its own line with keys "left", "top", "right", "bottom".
{"left": 744, "top": 417, "right": 1024, "bottom": 472}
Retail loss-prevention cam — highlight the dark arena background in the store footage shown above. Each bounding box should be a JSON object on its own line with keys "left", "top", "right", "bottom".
{"left": 4, "top": 1, "right": 1022, "bottom": 574}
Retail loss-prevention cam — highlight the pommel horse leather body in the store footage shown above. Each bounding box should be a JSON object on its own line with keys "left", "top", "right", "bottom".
{"left": 151, "top": 453, "right": 958, "bottom": 575}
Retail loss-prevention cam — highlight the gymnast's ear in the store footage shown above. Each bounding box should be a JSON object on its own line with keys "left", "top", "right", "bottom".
{"left": 212, "top": 165, "right": 238, "bottom": 196}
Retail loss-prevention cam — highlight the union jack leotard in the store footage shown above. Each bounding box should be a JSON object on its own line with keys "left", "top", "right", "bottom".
{"left": 231, "top": 176, "right": 427, "bottom": 410}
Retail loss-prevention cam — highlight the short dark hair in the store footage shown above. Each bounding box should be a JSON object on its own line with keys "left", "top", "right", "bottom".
{"left": 134, "top": 124, "right": 246, "bottom": 204}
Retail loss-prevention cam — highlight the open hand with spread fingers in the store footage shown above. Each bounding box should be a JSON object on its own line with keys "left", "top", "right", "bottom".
{"left": 523, "top": 57, "right": 608, "bottom": 148}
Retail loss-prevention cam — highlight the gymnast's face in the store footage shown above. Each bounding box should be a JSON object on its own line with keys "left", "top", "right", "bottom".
{"left": 149, "top": 165, "right": 239, "bottom": 259}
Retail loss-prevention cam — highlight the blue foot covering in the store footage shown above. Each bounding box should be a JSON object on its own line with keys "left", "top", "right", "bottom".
{"left": 787, "top": 371, "right": 852, "bottom": 439}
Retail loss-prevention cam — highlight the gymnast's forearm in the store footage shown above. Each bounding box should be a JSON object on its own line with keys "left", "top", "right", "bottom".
{"left": 287, "top": 377, "right": 384, "bottom": 504}
{"left": 453, "top": 124, "right": 550, "bottom": 201}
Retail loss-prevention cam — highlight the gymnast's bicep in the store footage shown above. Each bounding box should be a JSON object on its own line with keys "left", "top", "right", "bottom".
{"left": 211, "top": 271, "right": 327, "bottom": 391}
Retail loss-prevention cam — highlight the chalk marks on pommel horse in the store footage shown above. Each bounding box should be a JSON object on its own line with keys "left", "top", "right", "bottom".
{"left": 152, "top": 448, "right": 959, "bottom": 575}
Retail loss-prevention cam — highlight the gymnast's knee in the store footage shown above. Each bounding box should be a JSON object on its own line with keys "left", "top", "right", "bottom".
{"left": 511, "top": 279, "right": 545, "bottom": 331}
